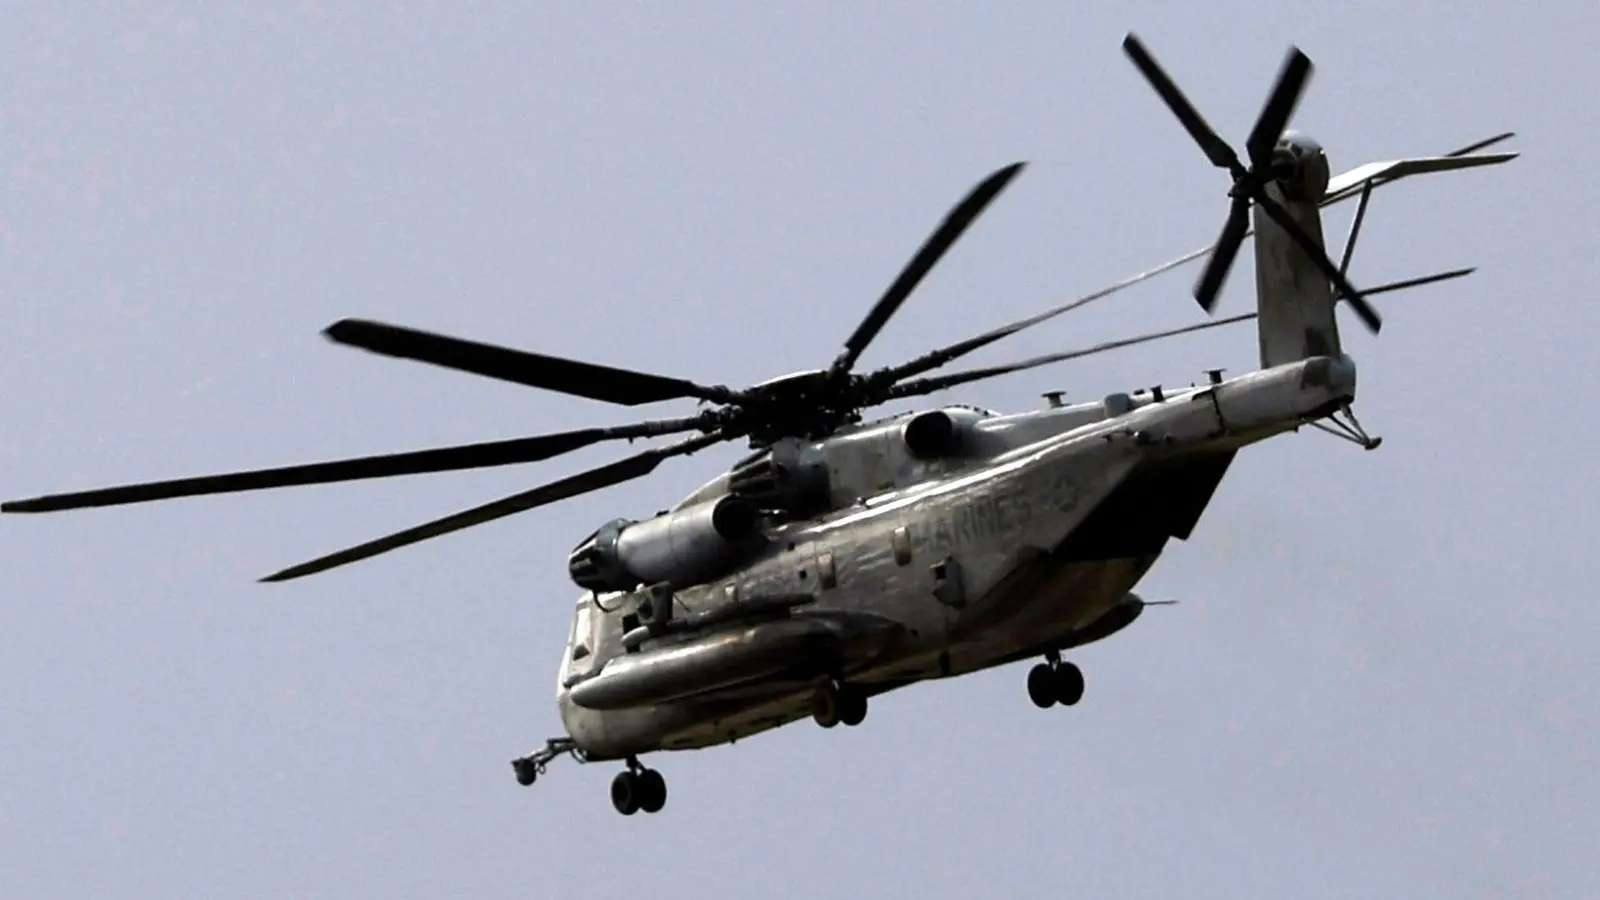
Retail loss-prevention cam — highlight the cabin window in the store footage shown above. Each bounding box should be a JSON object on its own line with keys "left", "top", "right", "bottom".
{"left": 817, "top": 551, "right": 838, "bottom": 589}
{"left": 568, "top": 600, "right": 593, "bottom": 663}
{"left": 892, "top": 527, "right": 912, "bottom": 566}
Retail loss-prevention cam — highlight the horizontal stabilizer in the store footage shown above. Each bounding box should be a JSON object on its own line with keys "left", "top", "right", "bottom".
{"left": 1324, "top": 152, "right": 1518, "bottom": 204}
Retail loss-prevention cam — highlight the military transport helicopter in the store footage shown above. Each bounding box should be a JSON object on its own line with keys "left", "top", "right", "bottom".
{"left": 4, "top": 35, "right": 1514, "bottom": 816}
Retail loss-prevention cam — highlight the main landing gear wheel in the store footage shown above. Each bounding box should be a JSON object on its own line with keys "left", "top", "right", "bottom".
{"left": 610, "top": 761, "right": 667, "bottom": 815}
{"left": 1027, "top": 658, "right": 1085, "bottom": 708}
{"left": 812, "top": 680, "right": 869, "bottom": 728}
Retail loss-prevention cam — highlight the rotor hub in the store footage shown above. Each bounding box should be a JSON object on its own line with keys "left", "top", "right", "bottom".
{"left": 1271, "top": 130, "right": 1330, "bottom": 202}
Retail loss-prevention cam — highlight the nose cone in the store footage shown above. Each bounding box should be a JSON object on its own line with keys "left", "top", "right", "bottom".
{"left": 1274, "top": 130, "right": 1330, "bottom": 201}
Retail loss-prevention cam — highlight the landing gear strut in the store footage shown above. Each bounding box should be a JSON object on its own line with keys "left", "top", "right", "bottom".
{"left": 511, "top": 738, "right": 667, "bottom": 816}
{"left": 610, "top": 757, "right": 668, "bottom": 816}
{"left": 511, "top": 736, "right": 582, "bottom": 787}
{"left": 812, "top": 679, "right": 869, "bottom": 728}
{"left": 1027, "top": 651, "right": 1084, "bottom": 708}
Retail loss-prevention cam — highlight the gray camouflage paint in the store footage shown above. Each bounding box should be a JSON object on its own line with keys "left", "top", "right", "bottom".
{"left": 557, "top": 348, "right": 1354, "bottom": 759}
{"left": 543, "top": 144, "right": 1518, "bottom": 767}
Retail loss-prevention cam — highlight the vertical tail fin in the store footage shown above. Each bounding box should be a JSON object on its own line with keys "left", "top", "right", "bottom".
{"left": 1117, "top": 33, "right": 1517, "bottom": 371}
{"left": 1252, "top": 147, "right": 1519, "bottom": 368}
{"left": 1252, "top": 177, "right": 1342, "bottom": 367}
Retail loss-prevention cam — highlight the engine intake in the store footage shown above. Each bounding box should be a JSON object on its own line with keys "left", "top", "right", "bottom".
{"left": 726, "top": 438, "right": 830, "bottom": 516}
{"left": 902, "top": 408, "right": 988, "bottom": 460}
{"left": 903, "top": 410, "right": 962, "bottom": 459}
{"left": 567, "top": 495, "right": 766, "bottom": 593}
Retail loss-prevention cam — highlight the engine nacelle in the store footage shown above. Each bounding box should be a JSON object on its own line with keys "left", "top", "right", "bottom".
{"left": 567, "top": 495, "right": 766, "bottom": 593}
{"left": 901, "top": 408, "right": 982, "bottom": 460}
{"left": 726, "top": 437, "right": 831, "bottom": 516}
{"left": 1272, "top": 130, "right": 1331, "bottom": 203}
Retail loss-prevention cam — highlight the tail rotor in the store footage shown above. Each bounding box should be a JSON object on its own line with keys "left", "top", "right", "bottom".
{"left": 1121, "top": 33, "right": 1383, "bottom": 334}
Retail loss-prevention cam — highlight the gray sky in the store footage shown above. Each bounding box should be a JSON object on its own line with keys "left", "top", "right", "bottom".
{"left": 3, "top": 4, "right": 1594, "bottom": 898}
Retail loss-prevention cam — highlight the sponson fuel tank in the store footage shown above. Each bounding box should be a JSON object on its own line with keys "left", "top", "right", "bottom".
{"left": 566, "top": 611, "right": 903, "bottom": 711}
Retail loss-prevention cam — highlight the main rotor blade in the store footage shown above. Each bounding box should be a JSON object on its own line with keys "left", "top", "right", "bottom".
{"left": 886, "top": 314, "right": 1256, "bottom": 399}
{"left": 1244, "top": 47, "right": 1313, "bottom": 169}
{"left": 1121, "top": 33, "right": 1244, "bottom": 175}
{"left": 828, "top": 161, "right": 1026, "bottom": 379}
{"left": 1, "top": 415, "right": 716, "bottom": 514}
{"left": 1252, "top": 192, "right": 1382, "bottom": 333}
{"left": 886, "top": 264, "right": 1475, "bottom": 400}
{"left": 1445, "top": 132, "right": 1516, "bottom": 158}
{"left": 324, "top": 319, "right": 745, "bottom": 407}
{"left": 1357, "top": 266, "right": 1474, "bottom": 297}
{"left": 868, "top": 244, "right": 1220, "bottom": 388}
{"left": 1193, "top": 196, "right": 1251, "bottom": 312}
{"left": 260, "top": 429, "right": 736, "bottom": 583}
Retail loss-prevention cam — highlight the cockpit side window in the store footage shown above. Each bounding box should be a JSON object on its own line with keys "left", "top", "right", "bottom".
{"left": 569, "top": 598, "right": 593, "bottom": 662}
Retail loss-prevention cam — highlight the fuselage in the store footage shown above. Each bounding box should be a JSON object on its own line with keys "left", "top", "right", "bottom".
{"left": 556, "top": 353, "right": 1357, "bottom": 760}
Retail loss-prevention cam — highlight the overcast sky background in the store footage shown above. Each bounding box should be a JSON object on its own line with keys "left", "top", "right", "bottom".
{"left": 2, "top": 4, "right": 1595, "bottom": 898}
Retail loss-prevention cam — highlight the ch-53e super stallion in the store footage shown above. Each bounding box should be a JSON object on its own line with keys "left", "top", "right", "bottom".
{"left": 4, "top": 35, "right": 1515, "bottom": 816}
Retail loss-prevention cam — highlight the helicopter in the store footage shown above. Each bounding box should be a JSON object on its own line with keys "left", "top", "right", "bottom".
{"left": 3, "top": 34, "right": 1515, "bottom": 816}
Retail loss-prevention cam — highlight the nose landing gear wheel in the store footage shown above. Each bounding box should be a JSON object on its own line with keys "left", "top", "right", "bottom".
{"left": 636, "top": 769, "right": 667, "bottom": 813}
{"left": 610, "top": 771, "right": 640, "bottom": 815}
{"left": 512, "top": 758, "right": 539, "bottom": 786}
{"left": 610, "top": 764, "right": 668, "bottom": 815}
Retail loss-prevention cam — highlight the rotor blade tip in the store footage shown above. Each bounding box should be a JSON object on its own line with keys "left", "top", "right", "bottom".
{"left": 1, "top": 497, "right": 53, "bottom": 513}
{"left": 987, "top": 161, "right": 1028, "bottom": 186}
{"left": 322, "top": 317, "right": 379, "bottom": 338}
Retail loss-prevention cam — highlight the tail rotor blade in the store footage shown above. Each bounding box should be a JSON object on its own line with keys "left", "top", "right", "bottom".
{"left": 1245, "top": 47, "right": 1313, "bottom": 167}
{"left": 1253, "top": 192, "right": 1383, "bottom": 333}
{"left": 1194, "top": 196, "right": 1251, "bottom": 312}
{"left": 1122, "top": 34, "right": 1244, "bottom": 174}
